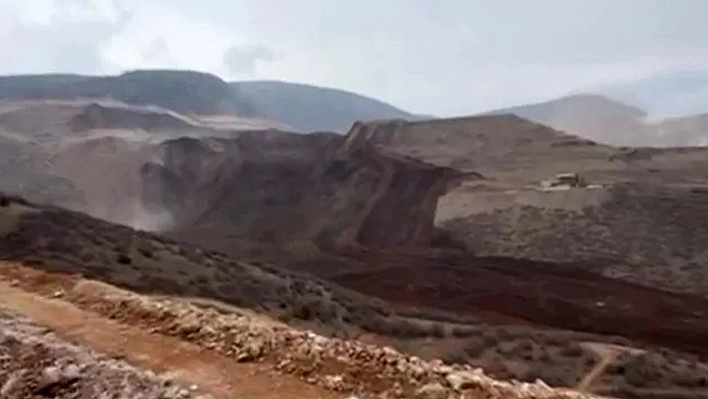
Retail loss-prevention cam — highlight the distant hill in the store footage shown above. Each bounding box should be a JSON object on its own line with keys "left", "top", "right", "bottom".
{"left": 597, "top": 70, "right": 708, "bottom": 117}
{"left": 488, "top": 94, "right": 646, "bottom": 122}
{"left": 0, "top": 72, "right": 424, "bottom": 133}
{"left": 483, "top": 94, "right": 708, "bottom": 146}
{"left": 234, "top": 80, "right": 424, "bottom": 132}
{"left": 0, "top": 70, "right": 259, "bottom": 116}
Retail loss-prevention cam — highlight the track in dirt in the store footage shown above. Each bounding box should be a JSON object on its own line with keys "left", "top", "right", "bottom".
{"left": 0, "top": 279, "right": 334, "bottom": 399}
{"left": 296, "top": 248, "right": 708, "bottom": 357}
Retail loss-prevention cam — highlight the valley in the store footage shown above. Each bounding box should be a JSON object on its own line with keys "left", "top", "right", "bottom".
{"left": 1, "top": 70, "right": 708, "bottom": 398}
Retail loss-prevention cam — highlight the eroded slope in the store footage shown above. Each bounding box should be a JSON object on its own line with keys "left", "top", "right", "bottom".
{"left": 143, "top": 130, "right": 467, "bottom": 252}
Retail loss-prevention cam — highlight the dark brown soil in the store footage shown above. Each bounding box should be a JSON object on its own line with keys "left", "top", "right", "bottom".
{"left": 294, "top": 248, "right": 708, "bottom": 357}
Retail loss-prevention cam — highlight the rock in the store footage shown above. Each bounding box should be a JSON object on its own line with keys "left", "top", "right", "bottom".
{"left": 62, "top": 364, "right": 81, "bottom": 381}
{"left": 37, "top": 365, "right": 62, "bottom": 387}
{"left": 434, "top": 365, "right": 455, "bottom": 375}
{"left": 36, "top": 366, "right": 62, "bottom": 393}
{"left": 415, "top": 382, "right": 448, "bottom": 399}
{"left": 535, "top": 378, "right": 551, "bottom": 390}
{"left": 445, "top": 370, "right": 483, "bottom": 391}
{"left": 0, "top": 370, "right": 23, "bottom": 395}
{"left": 235, "top": 342, "right": 263, "bottom": 362}
{"left": 35, "top": 364, "right": 82, "bottom": 394}
{"left": 323, "top": 374, "right": 345, "bottom": 390}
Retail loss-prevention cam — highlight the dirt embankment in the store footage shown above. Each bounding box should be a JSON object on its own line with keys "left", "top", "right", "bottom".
{"left": 293, "top": 248, "right": 708, "bottom": 357}
{"left": 0, "top": 262, "right": 600, "bottom": 399}
{"left": 0, "top": 307, "right": 214, "bottom": 399}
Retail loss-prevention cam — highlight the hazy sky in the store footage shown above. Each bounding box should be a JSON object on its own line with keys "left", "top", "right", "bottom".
{"left": 2, "top": 0, "right": 708, "bottom": 115}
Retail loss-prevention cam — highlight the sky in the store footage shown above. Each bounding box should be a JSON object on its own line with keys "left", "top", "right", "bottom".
{"left": 2, "top": 0, "right": 708, "bottom": 116}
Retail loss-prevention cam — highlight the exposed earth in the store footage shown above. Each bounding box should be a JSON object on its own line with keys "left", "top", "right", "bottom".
{"left": 0, "top": 261, "right": 599, "bottom": 399}
{"left": 2, "top": 70, "right": 708, "bottom": 398}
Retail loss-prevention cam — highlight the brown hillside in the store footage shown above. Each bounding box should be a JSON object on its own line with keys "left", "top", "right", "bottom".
{"left": 4, "top": 109, "right": 708, "bottom": 397}
{"left": 144, "top": 129, "right": 469, "bottom": 252}
{"left": 3, "top": 196, "right": 708, "bottom": 398}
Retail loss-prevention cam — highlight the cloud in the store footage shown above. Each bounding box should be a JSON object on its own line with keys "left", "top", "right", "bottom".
{"left": 222, "top": 44, "right": 276, "bottom": 76}
{"left": 0, "top": 0, "right": 132, "bottom": 74}
{"left": 143, "top": 36, "right": 174, "bottom": 65}
{"left": 2, "top": 0, "right": 708, "bottom": 115}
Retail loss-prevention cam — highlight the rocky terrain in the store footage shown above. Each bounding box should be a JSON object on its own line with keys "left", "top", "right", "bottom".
{"left": 0, "top": 308, "right": 213, "bottom": 399}
{"left": 0, "top": 261, "right": 653, "bottom": 399}
{"left": 3, "top": 70, "right": 708, "bottom": 398}
{"left": 2, "top": 193, "right": 708, "bottom": 398}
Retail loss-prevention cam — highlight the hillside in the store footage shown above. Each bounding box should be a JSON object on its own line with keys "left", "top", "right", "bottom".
{"left": 4, "top": 91, "right": 708, "bottom": 397}
{"left": 0, "top": 71, "right": 424, "bottom": 134}
{"left": 2, "top": 195, "right": 708, "bottom": 398}
{"left": 142, "top": 129, "right": 462, "bottom": 253}
{"left": 8, "top": 109, "right": 708, "bottom": 296}
{"left": 0, "top": 261, "right": 615, "bottom": 399}
{"left": 0, "top": 71, "right": 259, "bottom": 116}
{"left": 484, "top": 94, "right": 708, "bottom": 146}
{"left": 234, "top": 80, "right": 424, "bottom": 132}
{"left": 0, "top": 98, "right": 296, "bottom": 223}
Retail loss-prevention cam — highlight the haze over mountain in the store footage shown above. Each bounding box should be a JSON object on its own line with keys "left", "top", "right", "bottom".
{"left": 484, "top": 93, "right": 708, "bottom": 147}
{"left": 596, "top": 70, "right": 708, "bottom": 117}
{"left": 482, "top": 70, "right": 708, "bottom": 147}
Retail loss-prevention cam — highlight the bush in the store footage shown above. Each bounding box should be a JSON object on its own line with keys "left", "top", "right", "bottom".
{"left": 451, "top": 325, "right": 477, "bottom": 338}
{"left": 559, "top": 344, "right": 584, "bottom": 358}
{"left": 138, "top": 247, "right": 154, "bottom": 259}
{"left": 441, "top": 351, "right": 469, "bottom": 365}
{"left": 390, "top": 319, "right": 429, "bottom": 338}
{"left": 293, "top": 303, "right": 314, "bottom": 320}
{"left": 463, "top": 337, "right": 488, "bottom": 358}
{"left": 192, "top": 274, "right": 209, "bottom": 285}
{"left": 116, "top": 253, "right": 132, "bottom": 265}
{"left": 538, "top": 350, "right": 554, "bottom": 363}
{"left": 516, "top": 340, "right": 535, "bottom": 353}
{"left": 79, "top": 251, "right": 96, "bottom": 263}
{"left": 623, "top": 354, "right": 664, "bottom": 387}
{"left": 428, "top": 323, "right": 447, "bottom": 338}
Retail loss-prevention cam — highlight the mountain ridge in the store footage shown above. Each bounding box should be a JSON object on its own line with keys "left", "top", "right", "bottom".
{"left": 0, "top": 70, "right": 424, "bottom": 134}
{"left": 234, "top": 80, "right": 425, "bottom": 132}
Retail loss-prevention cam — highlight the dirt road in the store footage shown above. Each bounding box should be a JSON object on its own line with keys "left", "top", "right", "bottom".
{"left": 0, "top": 279, "right": 336, "bottom": 399}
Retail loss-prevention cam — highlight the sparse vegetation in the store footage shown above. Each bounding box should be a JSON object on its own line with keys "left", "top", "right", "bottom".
{"left": 2, "top": 197, "right": 708, "bottom": 396}
{"left": 559, "top": 343, "right": 584, "bottom": 358}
